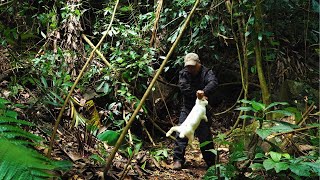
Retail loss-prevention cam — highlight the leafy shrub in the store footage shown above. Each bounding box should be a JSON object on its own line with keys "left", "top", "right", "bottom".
{"left": 204, "top": 99, "right": 319, "bottom": 179}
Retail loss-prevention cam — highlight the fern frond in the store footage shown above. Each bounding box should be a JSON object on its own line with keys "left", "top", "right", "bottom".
{"left": 0, "top": 124, "right": 42, "bottom": 142}
{"left": 0, "top": 138, "right": 71, "bottom": 180}
{"left": 0, "top": 98, "right": 71, "bottom": 180}
{"left": 0, "top": 116, "right": 34, "bottom": 126}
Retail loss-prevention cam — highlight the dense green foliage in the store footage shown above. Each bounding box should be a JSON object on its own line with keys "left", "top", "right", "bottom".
{"left": 0, "top": 0, "right": 318, "bottom": 179}
{"left": 204, "top": 99, "right": 319, "bottom": 179}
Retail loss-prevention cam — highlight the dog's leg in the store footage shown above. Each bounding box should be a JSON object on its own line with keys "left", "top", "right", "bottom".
{"left": 166, "top": 127, "right": 175, "bottom": 137}
{"left": 166, "top": 126, "right": 179, "bottom": 137}
{"left": 203, "top": 115, "right": 208, "bottom": 122}
{"left": 188, "top": 134, "right": 196, "bottom": 149}
{"left": 179, "top": 131, "right": 185, "bottom": 138}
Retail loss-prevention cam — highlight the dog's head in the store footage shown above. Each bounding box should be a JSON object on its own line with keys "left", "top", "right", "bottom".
{"left": 196, "top": 96, "right": 208, "bottom": 106}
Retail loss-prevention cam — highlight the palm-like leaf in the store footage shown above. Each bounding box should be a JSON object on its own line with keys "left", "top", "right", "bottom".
{"left": 0, "top": 98, "right": 71, "bottom": 179}
{"left": 0, "top": 138, "right": 70, "bottom": 180}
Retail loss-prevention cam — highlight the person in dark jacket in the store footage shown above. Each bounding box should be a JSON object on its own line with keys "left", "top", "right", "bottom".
{"left": 172, "top": 52, "right": 218, "bottom": 170}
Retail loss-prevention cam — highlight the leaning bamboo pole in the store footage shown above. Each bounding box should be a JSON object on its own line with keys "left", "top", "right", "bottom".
{"left": 47, "top": 0, "right": 120, "bottom": 157}
{"left": 103, "top": 0, "right": 201, "bottom": 176}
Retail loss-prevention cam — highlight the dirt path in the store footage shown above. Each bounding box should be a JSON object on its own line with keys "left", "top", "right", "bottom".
{"left": 147, "top": 145, "right": 208, "bottom": 180}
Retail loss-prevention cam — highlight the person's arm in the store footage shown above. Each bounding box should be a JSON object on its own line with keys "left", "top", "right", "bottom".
{"left": 179, "top": 70, "right": 196, "bottom": 97}
{"left": 203, "top": 70, "right": 218, "bottom": 96}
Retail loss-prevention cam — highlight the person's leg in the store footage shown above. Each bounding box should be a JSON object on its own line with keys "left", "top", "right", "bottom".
{"left": 196, "top": 116, "right": 215, "bottom": 167}
{"left": 173, "top": 109, "right": 189, "bottom": 165}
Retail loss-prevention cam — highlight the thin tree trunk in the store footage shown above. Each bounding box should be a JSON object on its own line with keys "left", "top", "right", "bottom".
{"left": 254, "top": 0, "right": 271, "bottom": 106}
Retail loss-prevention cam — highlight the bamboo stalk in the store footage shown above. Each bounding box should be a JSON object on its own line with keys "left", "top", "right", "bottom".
{"left": 47, "top": 0, "right": 120, "bottom": 157}
{"left": 103, "top": 0, "right": 201, "bottom": 176}
{"left": 81, "top": 34, "right": 113, "bottom": 69}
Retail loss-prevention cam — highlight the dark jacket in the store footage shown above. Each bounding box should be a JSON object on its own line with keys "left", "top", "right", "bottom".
{"left": 179, "top": 65, "right": 218, "bottom": 110}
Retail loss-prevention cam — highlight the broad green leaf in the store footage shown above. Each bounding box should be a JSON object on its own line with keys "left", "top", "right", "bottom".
{"left": 0, "top": 117, "right": 34, "bottom": 126}
{"left": 254, "top": 153, "right": 265, "bottom": 159}
{"left": 89, "top": 154, "right": 105, "bottom": 164}
{"left": 200, "top": 141, "right": 211, "bottom": 148}
{"left": 235, "top": 106, "right": 257, "bottom": 112}
{"left": 265, "top": 110, "right": 294, "bottom": 116}
{"left": 251, "top": 66, "right": 257, "bottom": 74}
{"left": 230, "top": 151, "right": 247, "bottom": 162}
{"left": 289, "top": 163, "right": 311, "bottom": 176}
{"left": 248, "top": 17, "right": 255, "bottom": 25}
{"left": 263, "top": 158, "right": 276, "bottom": 171}
{"left": 134, "top": 142, "right": 142, "bottom": 154}
{"left": 284, "top": 107, "right": 302, "bottom": 122}
{"left": 96, "top": 81, "right": 105, "bottom": 92}
{"left": 234, "top": 156, "right": 248, "bottom": 161}
{"left": 5, "top": 110, "right": 18, "bottom": 119}
{"left": 97, "top": 130, "right": 120, "bottom": 146}
{"left": 307, "top": 123, "right": 320, "bottom": 127}
{"left": 270, "top": 124, "right": 293, "bottom": 133}
{"left": 239, "top": 115, "right": 263, "bottom": 120}
{"left": 265, "top": 102, "right": 289, "bottom": 110}
{"left": 217, "top": 133, "right": 226, "bottom": 140}
{"left": 266, "top": 120, "right": 299, "bottom": 128}
{"left": 249, "top": 163, "right": 264, "bottom": 170}
{"left": 270, "top": 151, "right": 282, "bottom": 162}
{"left": 206, "top": 149, "right": 218, "bottom": 155}
{"left": 302, "top": 162, "right": 320, "bottom": 176}
{"left": 0, "top": 98, "right": 10, "bottom": 104}
{"left": 274, "top": 162, "right": 289, "bottom": 173}
{"left": 282, "top": 153, "right": 291, "bottom": 159}
{"left": 103, "top": 83, "right": 110, "bottom": 94}
{"left": 251, "top": 101, "right": 265, "bottom": 111}
{"left": 40, "top": 76, "right": 48, "bottom": 88}
{"left": 127, "top": 147, "right": 133, "bottom": 157}
{"left": 256, "top": 129, "right": 273, "bottom": 139}
{"left": 62, "top": 82, "right": 73, "bottom": 88}
{"left": 238, "top": 99, "right": 252, "bottom": 104}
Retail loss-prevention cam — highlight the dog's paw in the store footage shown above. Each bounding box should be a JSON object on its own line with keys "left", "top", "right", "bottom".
{"left": 166, "top": 132, "right": 170, "bottom": 137}
{"left": 179, "top": 134, "right": 185, "bottom": 139}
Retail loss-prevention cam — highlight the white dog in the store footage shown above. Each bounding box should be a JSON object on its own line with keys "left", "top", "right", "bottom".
{"left": 166, "top": 96, "right": 208, "bottom": 148}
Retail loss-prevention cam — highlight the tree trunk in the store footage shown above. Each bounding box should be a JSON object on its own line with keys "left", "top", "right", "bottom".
{"left": 254, "top": 0, "right": 271, "bottom": 106}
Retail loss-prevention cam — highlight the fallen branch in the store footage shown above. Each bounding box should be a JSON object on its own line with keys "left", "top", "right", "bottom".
{"left": 272, "top": 125, "right": 319, "bottom": 137}
{"left": 140, "top": 119, "right": 156, "bottom": 146}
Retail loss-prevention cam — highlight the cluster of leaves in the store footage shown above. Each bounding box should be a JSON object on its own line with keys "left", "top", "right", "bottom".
{"left": 0, "top": 98, "right": 71, "bottom": 179}
{"left": 204, "top": 99, "right": 319, "bottom": 179}
{"left": 26, "top": 51, "right": 73, "bottom": 107}
{"left": 0, "top": 0, "right": 59, "bottom": 47}
{"left": 77, "top": 2, "right": 158, "bottom": 132}
{"left": 251, "top": 151, "right": 320, "bottom": 178}
{"left": 159, "top": 0, "right": 224, "bottom": 67}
